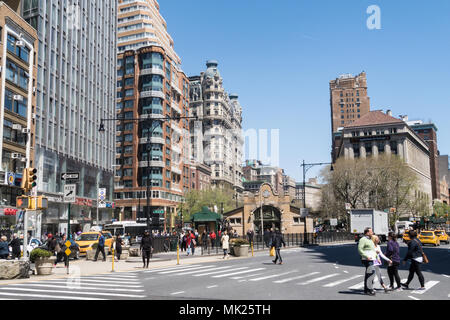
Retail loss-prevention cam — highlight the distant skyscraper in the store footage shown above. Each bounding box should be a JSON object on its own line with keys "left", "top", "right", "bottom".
{"left": 329, "top": 72, "right": 371, "bottom": 162}
{"left": 189, "top": 60, "right": 243, "bottom": 192}
{"left": 20, "top": 0, "right": 117, "bottom": 234}
{"left": 115, "top": 0, "right": 190, "bottom": 226}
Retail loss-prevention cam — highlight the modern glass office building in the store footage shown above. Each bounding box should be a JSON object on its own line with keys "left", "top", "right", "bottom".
{"left": 19, "top": 0, "right": 117, "bottom": 234}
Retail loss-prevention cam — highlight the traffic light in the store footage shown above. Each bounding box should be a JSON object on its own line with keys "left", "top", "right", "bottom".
{"left": 16, "top": 196, "right": 29, "bottom": 209}
{"left": 21, "top": 168, "right": 37, "bottom": 193}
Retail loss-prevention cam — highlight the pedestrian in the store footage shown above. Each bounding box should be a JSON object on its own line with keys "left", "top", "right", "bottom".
{"left": 357, "top": 227, "right": 377, "bottom": 296}
{"left": 401, "top": 230, "right": 426, "bottom": 290}
{"left": 93, "top": 232, "right": 106, "bottom": 262}
{"left": 385, "top": 232, "right": 402, "bottom": 291}
{"left": 0, "top": 236, "right": 9, "bottom": 259}
{"left": 233, "top": 230, "right": 238, "bottom": 238}
{"left": 263, "top": 228, "right": 270, "bottom": 247}
{"left": 221, "top": 230, "right": 230, "bottom": 259}
{"left": 271, "top": 228, "right": 286, "bottom": 265}
{"left": 371, "top": 235, "right": 392, "bottom": 293}
{"left": 191, "top": 230, "right": 197, "bottom": 255}
{"left": 115, "top": 234, "right": 123, "bottom": 261}
{"left": 201, "top": 230, "right": 208, "bottom": 252}
{"left": 247, "top": 229, "right": 254, "bottom": 245}
{"left": 140, "top": 230, "right": 153, "bottom": 268}
{"left": 180, "top": 231, "right": 186, "bottom": 252}
{"left": 55, "top": 234, "right": 66, "bottom": 266}
{"left": 46, "top": 233, "right": 57, "bottom": 255}
{"left": 185, "top": 230, "right": 192, "bottom": 256}
{"left": 210, "top": 230, "right": 216, "bottom": 249}
{"left": 9, "top": 233, "right": 21, "bottom": 260}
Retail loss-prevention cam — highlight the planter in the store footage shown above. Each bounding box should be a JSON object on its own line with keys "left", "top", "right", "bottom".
{"left": 35, "top": 257, "right": 56, "bottom": 275}
{"left": 233, "top": 245, "right": 250, "bottom": 257}
{"left": 129, "top": 247, "right": 140, "bottom": 257}
{"left": 86, "top": 247, "right": 110, "bottom": 261}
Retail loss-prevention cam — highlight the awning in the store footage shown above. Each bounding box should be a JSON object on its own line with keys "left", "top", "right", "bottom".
{"left": 191, "top": 206, "right": 222, "bottom": 222}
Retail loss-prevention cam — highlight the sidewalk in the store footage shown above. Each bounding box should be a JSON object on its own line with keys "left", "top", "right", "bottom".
{"left": 0, "top": 241, "right": 355, "bottom": 285}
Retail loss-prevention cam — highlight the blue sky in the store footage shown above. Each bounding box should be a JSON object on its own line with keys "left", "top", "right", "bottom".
{"left": 160, "top": 0, "right": 450, "bottom": 181}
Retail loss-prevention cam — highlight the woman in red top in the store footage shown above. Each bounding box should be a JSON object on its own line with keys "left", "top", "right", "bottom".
{"left": 185, "top": 231, "right": 192, "bottom": 255}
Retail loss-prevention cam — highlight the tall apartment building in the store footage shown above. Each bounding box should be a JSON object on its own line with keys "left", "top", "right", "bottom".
{"left": 330, "top": 72, "right": 371, "bottom": 162}
{"left": 242, "top": 160, "right": 283, "bottom": 195}
{"left": 189, "top": 60, "right": 243, "bottom": 192}
{"left": 19, "top": 0, "right": 117, "bottom": 234}
{"left": 438, "top": 155, "right": 449, "bottom": 204}
{"left": 115, "top": 0, "right": 190, "bottom": 226}
{"left": 0, "top": 1, "right": 37, "bottom": 228}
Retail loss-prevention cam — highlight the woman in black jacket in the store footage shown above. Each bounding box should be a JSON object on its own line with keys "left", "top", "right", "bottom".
{"left": 115, "top": 235, "right": 123, "bottom": 261}
{"left": 271, "top": 229, "right": 286, "bottom": 265}
{"left": 401, "top": 230, "right": 425, "bottom": 290}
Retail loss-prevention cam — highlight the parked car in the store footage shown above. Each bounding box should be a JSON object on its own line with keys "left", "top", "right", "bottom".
{"left": 433, "top": 230, "right": 449, "bottom": 244}
{"left": 418, "top": 230, "right": 440, "bottom": 246}
{"left": 9, "top": 238, "right": 42, "bottom": 257}
{"left": 75, "top": 231, "right": 113, "bottom": 256}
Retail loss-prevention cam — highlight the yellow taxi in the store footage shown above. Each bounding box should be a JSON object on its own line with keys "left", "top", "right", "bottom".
{"left": 433, "top": 230, "right": 449, "bottom": 244}
{"left": 418, "top": 230, "right": 440, "bottom": 246}
{"left": 402, "top": 230, "right": 411, "bottom": 242}
{"left": 75, "top": 231, "right": 113, "bottom": 255}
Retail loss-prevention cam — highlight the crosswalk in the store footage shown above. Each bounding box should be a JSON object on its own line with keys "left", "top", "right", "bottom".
{"left": 143, "top": 263, "right": 444, "bottom": 297}
{"left": 0, "top": 272, "right": 145, "bottom": 300}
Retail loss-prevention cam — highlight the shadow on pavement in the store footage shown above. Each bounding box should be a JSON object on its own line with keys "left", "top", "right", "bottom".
{"left": 304, "top": 243, "right": 450, "bottom": 276}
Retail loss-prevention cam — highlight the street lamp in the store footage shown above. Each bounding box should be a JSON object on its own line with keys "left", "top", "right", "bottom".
{"left": 98, "top": 115, "right": 197, "bottom": 233}
{"left": 300, "top": 160, "right": 333, "bottom": 245}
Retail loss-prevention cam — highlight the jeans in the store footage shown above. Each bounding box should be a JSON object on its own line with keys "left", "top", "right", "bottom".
{"left": 406, "top": 259, "right": 425, "bottom": 287}
{"left": 362, "top": 260, "right": 375, "bottom": 292}
{"left": 142, "top": 249, "right": 151, "bottom": 266}
{"left": 186, "top": 246, "right": 191, "bottom": 255}
{"left": 274, "top": 248, "right": 282, "bottom": 263}
{"left": 94, "top": 246, "right": 106, "bottom": 261}
{"left": 373, "top": 265, "right": 385, "bottom": 286}
{"left": 387, "top": 261, "right": 401, "bottom": 288}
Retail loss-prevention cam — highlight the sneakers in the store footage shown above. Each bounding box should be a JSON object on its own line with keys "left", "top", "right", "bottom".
{"left": 365, "top": 290, "right": 376, "bottom": 296}
{"left": 394, "top": 287, "right": 403, "bottom": 291}
{"left": 272, "top": 260, "right": 276, "bottom": 264}
{"left": 417, "top": 287, "right": 426, "bottom": 291}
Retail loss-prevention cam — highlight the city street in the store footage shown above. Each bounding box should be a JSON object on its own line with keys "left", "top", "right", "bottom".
{"left": 0, "top": 242, "right": 448, "bottom": 300}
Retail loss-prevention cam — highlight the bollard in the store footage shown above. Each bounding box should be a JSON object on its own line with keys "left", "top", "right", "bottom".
{"left": 177, "top": 242, "right": 180, "bottom": 265}
{"left": 251, "top": 242, "right": 254, "bottom": 257}
{"left": 111, "top": 248, "right": 115, "bottom": 272}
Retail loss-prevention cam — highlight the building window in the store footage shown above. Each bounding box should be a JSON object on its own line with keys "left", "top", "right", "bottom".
{"left": 390, "top": 141, "right": 398, "bottom": 154}
{"left": 6, "top": 60, "right": 29, "bottom": 90}
{"left": 4, "top": 89, "right": 27, "bottom": 118}
{"left": 7, "top": 34, "right": 30, "bottom": 63}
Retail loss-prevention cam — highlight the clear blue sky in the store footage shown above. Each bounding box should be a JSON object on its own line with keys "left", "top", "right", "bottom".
{"left": 160, "top": 0, "right": 450, "bottom": 181}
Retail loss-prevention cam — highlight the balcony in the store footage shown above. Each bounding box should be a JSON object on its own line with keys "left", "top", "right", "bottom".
{"left": 170, "top": 123, "right": 183, "bottom": 135}
{"left": 171, "top": 165, "right": 182, "bottom": 175}
{"left": 138, "top": 160, "right": 164, "bottom": 168}
{"left": 140, "top": 89, "right": 164, "bottom": 99}
{"left": 171, "top": 186, "right": 182, "bottom": 193}
{"left": 171, "top": 80, "right": 182, "bottom": 95}
{"left": 171, "top": 101, "right": 181, "bottom": 114}
{"left": 140, "top": 67, "right": 164, "bottom": 76}
{"left": 139, "top": 113, "right": 165, "bottom": 120}
{"left": 172, "top": 144, "right": 181, "bottom": 154}
{"left": 139, "top": 136, "right": 164, "bottom": 144}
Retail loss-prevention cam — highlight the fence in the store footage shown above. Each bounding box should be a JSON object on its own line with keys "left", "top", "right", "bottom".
{"left": 150, "top": 232, "right": 354, "bottom": 255}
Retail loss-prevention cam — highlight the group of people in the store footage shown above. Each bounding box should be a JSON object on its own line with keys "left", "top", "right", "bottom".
{"left": 0, "top": 234, "right": 21, "bottom": 260}
{"left": 358, "top": 227, "right": 426, "bottom": 296}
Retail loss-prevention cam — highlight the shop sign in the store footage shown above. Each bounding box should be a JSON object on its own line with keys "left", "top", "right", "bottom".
{"left": 75, "top": 197, "right": 93, "bottom": 207}
{"left": 0, "top": 208, "right": 18, "bottom": 216}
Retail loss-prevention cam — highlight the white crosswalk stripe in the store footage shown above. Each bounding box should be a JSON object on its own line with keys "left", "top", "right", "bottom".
{"left": 9, "top": 283, "right": 145, "bottom": 292}
{"left": 0, "top": 287, "right": 146, "bottom": 298}
{"left": 411, "top": 281, "right": 439, "bottom": 294}
{"left": 193, "top": 267, "right": 249, "bottom": 277}
{"left": 158, "top": 265, "right": 217, "bottom": 274}
{"left": 231, "top": 273, "right": 266, "bottom": 280}
{"left": 273, "top": 272, "right": 320, "bottom": 284}
{"left": 170, "top": 266, "right": 234, "bottom": 276}
{"left": 212, "top": 268, "right": 266, "bottom": 278}
{"left": 144, "top": 265, "right": 201, "bottom": 273}
{"left": 80, "top": 276, "right": 141, "bottom": 282}
{"left": 323, "top": 275, "right": 363, "bottom": 287}
{"left": 0, "top": 291, "right": 104, "bottom": 300}
{"left": 249, "top": 270, "right": 298, "bottom": 282}
{"left": 44, "top": 280, "right": 143, "bottom": 288}
{"left": 298, "top": 273, "right": 340, "bottom": 285}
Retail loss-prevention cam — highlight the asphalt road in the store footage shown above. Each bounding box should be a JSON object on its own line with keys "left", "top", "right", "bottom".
{"left": 0, "top": 241, "right": 448, "bottom": 300}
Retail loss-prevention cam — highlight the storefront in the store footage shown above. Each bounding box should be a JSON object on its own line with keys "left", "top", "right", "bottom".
{"left": 0, "top": 207, "right": 20, "bottom": 239}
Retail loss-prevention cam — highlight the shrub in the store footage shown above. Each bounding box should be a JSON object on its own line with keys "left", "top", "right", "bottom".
{"left": 229, "top": 238, "right": 249, "bottom": 247}
{"left": 30, "top": 248, "right": 52, "bottom": 263}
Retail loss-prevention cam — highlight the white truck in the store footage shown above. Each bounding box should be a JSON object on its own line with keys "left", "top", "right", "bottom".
{"left": 350, "top": 209, "right": 389, "bottom": 242}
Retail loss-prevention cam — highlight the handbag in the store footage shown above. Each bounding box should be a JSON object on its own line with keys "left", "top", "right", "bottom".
{"left": 414, "top": 239, "right": 429, "bottom": 264}
{"left": 269, "top": 246, "right": 275, "bottom": 257}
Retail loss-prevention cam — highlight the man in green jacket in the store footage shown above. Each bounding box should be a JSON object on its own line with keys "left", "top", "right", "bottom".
{"left": 358, "top": 227, "right": 376, "bottom": 296}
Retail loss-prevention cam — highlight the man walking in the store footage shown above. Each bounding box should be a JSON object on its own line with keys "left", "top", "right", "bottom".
{"left": 140, "top": 230, "right": 153, "bottom": 268}
{"left": 358, "top": 227, "right": 376, "bottom": 296}
{"left": 271, "top": 228, "right": 286, "bottom": 265}
{"left": 9, "top": 234, "right": 21, "bottom": 260}
{"left": 94, "top": 232, "right": 106, "bottom": 262}
{"left": 210, "top": 231, "right": 216, "bottom": 249}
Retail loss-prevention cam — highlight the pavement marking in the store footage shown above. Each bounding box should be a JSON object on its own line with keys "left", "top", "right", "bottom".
{"left": 231, "top": 273, "right": 265, "bottom": 280}
{"left": 249, "top": 270, "right": 298, "bottom": 282}
{"left": 80, "top": 276, "right": 141, "bottom": 282}
{"left": 409, "top": 296, "right": 420, "bottom": 300}
{"left": 158, "top": 265, "right": 216, "bottom": 274}
{"left": 343, "top": 271, "right": 349, "bottom": 274}
{"left": 0, "top": 287, "right": 146, "bottom": 298}
{"left": 47, "top": 278, "right": 142, "bottom": 285}
{"left": 97, "top": 274, "right": 138, "bottom": 278}
{"left": 273, "top": 272, "right": 320, "bottom": 284}
{"left": 170, "top": 266, "right": 233, "bottom": 276}
{"left": 144, "top": 265, "right": 201, "bottom": 273}
{"left": 411, "top": 281, "right": 439, "bottom": 295}
{"left": 170, "top": 291, "right": 185, "bottom": 295}
{"left": 348, "top": 276, "right": 381, "bottom": 290}
{"left": 41, "top": 281, "right": 143, "bottom": 288}
{"left": 212, "top": 268, "right": 266, "bottom": 278}
{"left": 442, "top": 274, "right": 450, "bottom": 278}
{"left": 194, "top": 267, "right": 249, "bottom": 277}
{"left": 9, "top": 283, "right": 145, "bottom": 292}
{"left": 0, "top": 291, "right": 104, "bottom": 300}
{"left": 323, "top": 275, "right": 363, "bottom": 287}
{"left": 207, "top": 285, "right": 218, "bottom": 289}
{"left": 145, "top": 277, "right": 155, "bottom": 280}
{"left": 298, "top": 273, "right": 340, "bottom": 285}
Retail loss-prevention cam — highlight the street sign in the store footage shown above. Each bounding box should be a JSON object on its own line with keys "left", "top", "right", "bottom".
{"left": 64, "top": 184, "right": 76, "bottom": 203}
{"left": 345, "top": 203, "right": 351, "bottom": 210}
{"left": 65, "top": 241, "right": 72, "bottom": 256}
{"left": 98, "top": 188, "right": 106, "bottom": 208}
{"left": 300, "top": 208, "right": 309, "bottom": 218}
{"left": 61, "top": 172, "right": 79, "bottom": 181}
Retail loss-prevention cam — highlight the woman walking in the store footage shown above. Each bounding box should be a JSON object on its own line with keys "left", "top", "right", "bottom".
{"left": 221, "top": 230, "right": 229, "bottom": 259}
{"left": 115, "top": 235, "right": 123, "bottom": 261}
{"left": 385, "top": 232, "right": 402, "bottom": 290}
{"left": 401, "top": 230, "right": 426, "bottom": 290}
{"left": 0, "top": 236, "right": 9, "bottom": 259}
{"left": 371, "top": 235, "right": 392, "bottom": 293}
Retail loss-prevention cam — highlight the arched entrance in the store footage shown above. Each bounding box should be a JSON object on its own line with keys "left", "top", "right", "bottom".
{"left": 252, "top": 205, "right": 281, "bottom": 234}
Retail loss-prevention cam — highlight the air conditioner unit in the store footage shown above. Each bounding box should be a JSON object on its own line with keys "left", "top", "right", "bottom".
{"left": 12, "top": 124, "right": 22, "bottom": 130}
{"left": 33, "top": 87, "right": 36, "bottom": 93}
{"left": 31, "top": 113, "right": 36, "bottom": 119}
{"left": 22, "top": 128, "right": 31, "bottom": 134}
{"left": 13, "top": 95, "right": 23, "bottom": 101}
{"left": 11, "top": 153, "right": 21, "bottom": 159}
{"left": 16, "top": 40, "right": 25, "bottom": 47}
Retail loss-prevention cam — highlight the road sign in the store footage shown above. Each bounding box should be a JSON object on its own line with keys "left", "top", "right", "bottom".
{"left": 98, "top": 188, "right": 106, "bottom": 208}
{"left": 61, "top": 172, "right": 79, "bottom": 181}
{"left": 64, "top": 184, "right": 76, "bottom": 203}
{"left": 65, "top": 240, "right": 72, "bottom": 256}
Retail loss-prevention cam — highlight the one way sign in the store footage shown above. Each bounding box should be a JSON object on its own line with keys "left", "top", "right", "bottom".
{"left": 64, "top": 184, "right": 76, "bottom": 203}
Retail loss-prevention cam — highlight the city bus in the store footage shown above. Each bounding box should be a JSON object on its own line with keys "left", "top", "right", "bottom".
{"left": 103, "top": 221, "right": 147, "bottom": 241}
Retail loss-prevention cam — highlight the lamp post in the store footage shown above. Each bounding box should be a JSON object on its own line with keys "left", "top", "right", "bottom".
{"left": 99, "top": 115, "right": 197, "bottom": 234}
{"left": 300, "top": 160, "right": 333, "bottom": 245}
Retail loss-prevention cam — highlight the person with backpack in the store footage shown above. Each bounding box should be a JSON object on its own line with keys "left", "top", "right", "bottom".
{"left": 401, "top": 230, "right": 426, "bottom": 290}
